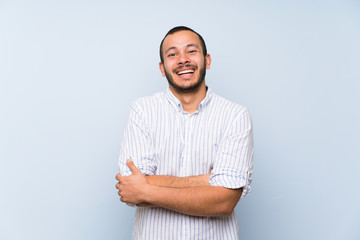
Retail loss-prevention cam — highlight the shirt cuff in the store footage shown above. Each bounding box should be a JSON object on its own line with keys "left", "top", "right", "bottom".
{"left": 119, "top": 160, "right": 157, "bottom": 176}
{"left": 209, "top": 168, "right": 252, "bottom": 197}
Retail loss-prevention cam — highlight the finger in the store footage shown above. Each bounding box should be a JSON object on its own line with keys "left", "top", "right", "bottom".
{"left": 115, "top": 173, "right": 121, "bottom": 181}
{"left": 126, "top": 159, "right": 142, "bottom": 175}
{"left": 115, "top": 183, "right": 120, "bottom": 189}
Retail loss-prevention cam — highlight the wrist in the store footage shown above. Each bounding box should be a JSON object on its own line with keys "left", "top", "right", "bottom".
{"left": 142, "top": 184, "right": 157, "bottom": 203}
{"left": 144, "top": 175, "right": 152, "bottom": 184}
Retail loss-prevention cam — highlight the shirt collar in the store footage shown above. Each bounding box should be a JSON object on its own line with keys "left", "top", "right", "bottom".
{"left": 165, "top": 86, "right": 213, "bottom": 112}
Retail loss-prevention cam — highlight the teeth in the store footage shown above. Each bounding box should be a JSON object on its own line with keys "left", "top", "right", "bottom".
{"left": 178, "top": 70, "right": 194, "bottom": 75}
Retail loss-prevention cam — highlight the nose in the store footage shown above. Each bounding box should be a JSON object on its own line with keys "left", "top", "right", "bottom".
{"left": 177, "top": 52, "right": 190, "bottom": 65}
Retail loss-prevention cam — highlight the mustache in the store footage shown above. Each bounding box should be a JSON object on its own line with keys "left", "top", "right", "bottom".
{"left": 174, "top": 64, "right": 197, "bottom": 72}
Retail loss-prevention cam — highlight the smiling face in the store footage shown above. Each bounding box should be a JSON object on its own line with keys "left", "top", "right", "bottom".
{"left": 159, "top": 30, "right": 211, "bottom": 94}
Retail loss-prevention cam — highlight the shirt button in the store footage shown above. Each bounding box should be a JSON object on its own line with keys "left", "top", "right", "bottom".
{"left": 184, "top": 216, "right": 188, "bottom": 220}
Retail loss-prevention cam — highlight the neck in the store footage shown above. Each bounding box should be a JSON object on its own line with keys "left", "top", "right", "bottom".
{"left": 169, "top": 83, "right": 207, "bottom": 114}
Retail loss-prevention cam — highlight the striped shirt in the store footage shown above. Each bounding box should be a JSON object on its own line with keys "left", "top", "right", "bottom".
{"left": 119, "top": 88, "right": 254, "bottom": 240}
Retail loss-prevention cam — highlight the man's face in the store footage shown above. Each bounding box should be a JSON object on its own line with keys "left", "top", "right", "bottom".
{"left": 159, "top": 30, "right": 211, "bottom": 94}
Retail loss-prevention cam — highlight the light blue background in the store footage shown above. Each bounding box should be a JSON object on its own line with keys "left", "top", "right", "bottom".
{"left": 1, "top": 0, "right": 359, "bottom": 239}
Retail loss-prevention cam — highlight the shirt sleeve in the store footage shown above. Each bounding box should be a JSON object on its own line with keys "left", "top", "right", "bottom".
{"left": 209, "top": 109, "right": 254, "bottom": 197}
{"left": 118, "top": 101, "right": 157, "bottom": 176}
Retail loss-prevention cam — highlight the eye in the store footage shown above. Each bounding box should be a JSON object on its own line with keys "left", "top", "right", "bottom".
{"left": 188, "top": 49, "right": 197, "bottom": 54}
{"left": 167, "top": 53, "right": 176, "bottom": 57}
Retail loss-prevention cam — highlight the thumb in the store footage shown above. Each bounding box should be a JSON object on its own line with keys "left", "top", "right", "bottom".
{"left": 127, "top": 159, "right": 142, "bottom": 175}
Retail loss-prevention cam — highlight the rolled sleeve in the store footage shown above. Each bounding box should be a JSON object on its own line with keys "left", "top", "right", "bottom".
{"left": 118, "top": 151, "right": 157, "bottom": 176}
{"left": 209, "top": 168, "right": 252, "bottom": 197}
{"left": 118, "top": 102, "right": 157, "bottom": 176}
{"left": 209, "top": 109, "right": 254, "bottom": 198}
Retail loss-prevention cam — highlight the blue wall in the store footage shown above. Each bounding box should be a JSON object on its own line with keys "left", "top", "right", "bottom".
{"left": 1, "top": 1, "right": 359, "bottom": 239}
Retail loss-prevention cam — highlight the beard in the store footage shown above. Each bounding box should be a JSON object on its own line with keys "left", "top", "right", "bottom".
{"left": 164, "top": 62, "right": 206, "bottom": 94}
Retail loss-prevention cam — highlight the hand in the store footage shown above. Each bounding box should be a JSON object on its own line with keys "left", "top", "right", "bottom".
{"left": 115, "top": 159, "right": 149, "bottom": 204}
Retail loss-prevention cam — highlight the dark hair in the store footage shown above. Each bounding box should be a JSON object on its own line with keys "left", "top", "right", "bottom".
{"left": 159, "top": 26, "right": 207, "bottom": 63}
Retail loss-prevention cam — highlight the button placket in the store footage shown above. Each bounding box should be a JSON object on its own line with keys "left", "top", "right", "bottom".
{"left": 182, "top": 114, "right": 192, "bottom": 176}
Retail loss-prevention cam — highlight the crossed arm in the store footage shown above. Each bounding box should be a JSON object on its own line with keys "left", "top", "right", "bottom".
{"left": 115, "top": 159, "right": 242, "bottom": 217}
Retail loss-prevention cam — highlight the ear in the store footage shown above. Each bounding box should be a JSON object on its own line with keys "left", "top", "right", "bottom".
{"left": 205, "top": 54, "right": 211, "bottom": 69}
{"left": 159, "top": 62, "right": 166, "bottom": 76}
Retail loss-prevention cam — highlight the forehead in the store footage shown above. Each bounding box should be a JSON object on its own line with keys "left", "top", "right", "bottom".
{"left": 162, "top": 30, "right": 202, "bottom": 52}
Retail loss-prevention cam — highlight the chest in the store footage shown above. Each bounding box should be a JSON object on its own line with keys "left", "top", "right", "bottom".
{"left": 148, "top": 108, "right": 227, "bottom": 176}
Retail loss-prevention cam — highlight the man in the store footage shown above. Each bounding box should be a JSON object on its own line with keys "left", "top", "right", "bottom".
{"left": 116, "top": 26, "right": 253, "bottom": 239}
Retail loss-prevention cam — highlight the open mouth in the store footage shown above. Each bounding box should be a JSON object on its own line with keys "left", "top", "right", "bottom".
{"left": 177, "top": 69, "right": 195, "bottom": 75}
{"left": 175, "top": 65, "right": 196, "bottom": 77}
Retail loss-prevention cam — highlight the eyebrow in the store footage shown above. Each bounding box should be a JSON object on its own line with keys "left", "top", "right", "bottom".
{"left": 164, "top": 44, "right": 200, "bottom": 55}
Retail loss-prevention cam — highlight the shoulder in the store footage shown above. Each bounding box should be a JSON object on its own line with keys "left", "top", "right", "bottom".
{"left": 210, "top": 92, "right": 250, "bottom": 119}
{"left": 130, "top": 91, "right": 167, "bottom": 114}
{"left": 209, "top": 93, "right": 253, "bottom": 135}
